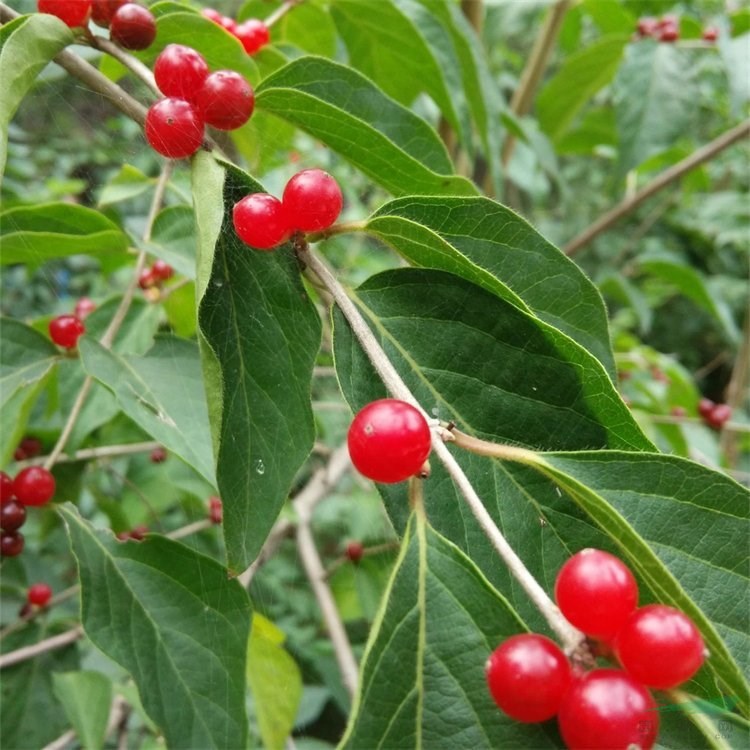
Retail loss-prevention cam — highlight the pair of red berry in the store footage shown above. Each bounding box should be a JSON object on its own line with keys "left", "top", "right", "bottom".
{"left": 347, "top": 399, "right": 432, "bottom": 484}
{"left": 146, "top": 44, "right": 255, "bottom": 159}
{"left": 1, "top": 467, "right": 57, "bottom": 557}
{"left": 13, "top": 437, "right": 43, "bottom": 463}
{"left": 201, "top": 9, "right": 270, "bottom": 55}
{"left": 38, "top": 1, "right": 157, "bottom": 50}
{"left": 486, "top": 549, "right": 705, "bottom": 749}
{"left": 233, "top": 169, "right": 344, "bottom": 250}
{"left": 636, "top": 15, "right": 680, "bottom": 42}
{"left": 138, "top": 258, "right": 174, "bottom": 290}
{"left": 698, "top": 398, "right": 732, "bottom": 429}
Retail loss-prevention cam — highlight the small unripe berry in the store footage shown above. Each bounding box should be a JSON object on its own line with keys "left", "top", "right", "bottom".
{"left": 74, "top": 297, "right": 96, "bottom": 319}
{"left": 49, "top": 314, "right": 85, "bottom": 349}
{"left": 110, "top": 3, "right": 157, "bottom": 50}
{"left": 27, "top": 583, "right": 53, "bottom": 607}
{"left": 702, "top": 26, "right": 718, "bottom": 42}
{"left": 13, "top": 467, "right": 56, "bottom": 507}
{"left": 150, "top": 446, "right": 168, "bottom": 463}
{"left": 145, "top": 98, "right": 204, "bottom": 159}
{"left": 37, "top": 0, "right": 92, "bottom": 28}
{"left": 233, "top": 194, "right": 291, "bottom": 250}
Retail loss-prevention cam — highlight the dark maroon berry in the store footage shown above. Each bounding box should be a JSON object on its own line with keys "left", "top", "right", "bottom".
{"left": 1, "top": 531, "right": 25, "bottom": 557}
{"left": 0, "top": 501, "right": 27, "bottom": 532}
{"left": 110, "top": 3, "right": 157, "bottom": 50}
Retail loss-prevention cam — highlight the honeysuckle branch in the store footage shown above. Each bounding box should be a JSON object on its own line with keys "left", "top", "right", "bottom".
{"left": 299, "top": 245, "right": 586, "bottom": 655}
{"left": 667, "top": 689, "right": 734, "bottom": 750}
{"left": 0, "top": 584, "right": 79, "bottom": 639}
{"left": 89, "top": 34, "right": 160, "bottom": 96}
{"left": 0, "top": 625, "right": 84, "bottom": 669}
{"left": 563, "top": 117, "right": 750, "bottom": 256}
{"left": 16, "top": 441, "right": 161, "bottom": 469}
{"left": 264, "top": 0, "right": 305, "bottom": 28}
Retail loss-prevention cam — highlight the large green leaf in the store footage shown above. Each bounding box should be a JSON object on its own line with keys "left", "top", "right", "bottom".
{"left": 78, "top": 335, "right": 215, "bottom": 484}
{"left": 255, "top": 56, "right": 476, "bottom": 197}
{"left": 143, "top": 205, "right": 197, "bottom": 280}
{"left": 0, "top": 203, "right": 128, "bottom": 265}
{"left": 0, "top": 14, "right": 72, "bottom": 179}
{"left": 52, "top": 672, "right": 112, "bottom": 750}
{"left": 533, "top": 451, "right": 750, "bottom": 715}
{"left": 341, "top": 508, "right": 556, "bottom": 749}
{"left": 367, "top": 196, "right": 616, "bottom": 376}
{"left": 193, "top": 152, "right": 322, "bottom": 572}
{"left": 60, "top": 505, "right": 252, "bottom": 750}
{"left": 0, "top": 318, "right": 58, "bottom": 465}
{"left": 614, "top": 41, "right": 697, "bottom": 174}
{"left": 537, "top": 35, "right": 629, "bottom": 142}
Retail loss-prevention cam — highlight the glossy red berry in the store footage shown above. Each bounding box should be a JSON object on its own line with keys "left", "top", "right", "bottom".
{"left": 659, "top": 22, "right": 679, "bottom": 42}
{"left": 615, "top": 604, "right": 705, "bottom": 689}
{"left": 706, "top": 403, "right": 731, "bottom": 429}
{"left": 346, "top": 541, "right": 364, "bottom": 564}
{"left": 150, "top": 446, "right": 167, "bottom": 463}
{"left": 110, "top": 4, "right": 156, "bottom": 50}
{"left": 0, "top": 472, "right": 15, "bottom": 504}
{"left": 558, "top": 669, "right": 658, "bottom": 750}
{"left": 702, "top": 26, "right": 718, "bottom": 42}
{"left": 233, "top": 194, "right": 290, "bottom": 250}
{"left": 74, "top": 296, "right": 96, "bottom": 319}
{"left": 91, "top": 0, "right": 127, "bottom": 26}
{"left": 1, "top": 531, "right": 25, "bottom": 557}
{"left": 195, "top": 71, "right": 255, "bottom": 131}
{"left": 27, "top": 583, "right": 53, "bottom": 607}
{"left": 217, "top": 14, "right": 237, "bottom": 34}
{"left": 347, "top": 399, "right": 431, "bottom": 484}
{"left": 201, "top": 8, "right": 223, "bottom": 24}
{"left": 13, "top": 467, "right": 56, "bottom": 507}
{"left": 49, "top": 314, "right": 85, "bottom": 349}
{"left": 282, "top": 169, "right": 343, "bottom": 232}
{"left": 208, "top": 496, "right": 223, "bottom": 525}
{"left": 151, "top": 259, "right": 174, "bottom": 282}
{"left": 154, "top": 44, "right": 209, "bottom": 101}
{"left": 0, "top": 501, "right": 26, "bottom": 532}
{"left": 555, "top": 549, "right": 638, "bottom": 640}
{"left": 486, "top": 634, "right": 571, "bottom": 722}
{"left": 235, "top": 19, "right": 270, "bottom": 54}
{"left": 37, "top": 0, "right": 91, "bottom": 27}
{"left": 145, "top": 98, "right": 204, "bottom": 159}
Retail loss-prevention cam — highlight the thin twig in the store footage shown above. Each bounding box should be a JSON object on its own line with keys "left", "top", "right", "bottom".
{"left": 0, "top": 626, "right": 84, "bottom": 670}
{"left": 17, "top": 441, "right": 161, "bottom": 469}
{"left": 564, "top": 118, "right": 750, "bottom": 256}
{"left": 237, "top": 517, "right": 294, "bottom": 588}
{"left": 89, "top": 34, "right": 160, "bottom": 95}
{"left": 167, "top": 518, "right": 213, "bottom": 540}
{"left": 719, "top": 306, "right": 750, "bottom": 465}
{"left": 41, "top": 729, "right": 76, "bottom": 750}
{"left": 158, "top": 277, "right": 192, "bottom": 301}
{"left": 264, "top": 0, "right": 304, "bottom": 28}
{"left": 299, "top": 245, "right": 586, "bottom": 655}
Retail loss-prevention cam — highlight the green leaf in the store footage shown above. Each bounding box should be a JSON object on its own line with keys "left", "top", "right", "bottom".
{"left": 614, "top": 42, "right": 697, "bottom": 174}
{"left": 0, "top": 622, "right": 80, "bottom": 749}
{"left": 256, "top": 56, "right": 476, "bottom": 197}
{"left": 367, "top": 196, "right": 616, "bottom": 377}
{"left": 0, "top": 318, "right": 58, "bottom": 465}
{"left": 275, "top": 1, "right": 337, "bottom": 57}
{"left": 193, "top": 152, "right": 322, "bottom": 572}
{"left": 78, "top": 335, "right": 215, "bottom": 484}
{"left": 0, "top": 203, "right": 128, "bottom": 265}
{"left": 60, "top": 505, "right": 252, "bottom": 750}
{"left": 52, "top": 672, "right": 113, "bottom": 750}
{"left": 0, "top": 14, "right": 73, "bottom": 179}
{"left": 341, "top": 509, "right": 556, "bottom": 749}
{"left": 143, "top": 205, "right": 197, "bottom": 279}
{"left": 247, "top": 614, "right": 303, "bottom": 750}
{"left": 537, "top": 35, "right": 629, "bottom": 142}
{"left": 720, "top": 33, "right": 750, "bottom": 111}
{"left": 581, "top": 0, "right": 635, "bottom": 34}
{"left": 534, "top": 451, "right": 750, "bottom": 715}
{"left": 98, "top": 164, "right": 155, "bottom": 206}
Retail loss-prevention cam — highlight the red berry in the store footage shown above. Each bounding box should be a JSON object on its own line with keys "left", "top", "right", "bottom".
{"left": 698, "top": 397, "right": 715, "bottom": 418}
{"left": 555, "top": 549, "right": 638, "bottom": 640}
{"left": 145, "top": 98, "right": 204, "bottom": 159}
{"left": 233, "top": 194, "right": 291, "bottom": 250}
{"left": 346, "top": 541, "right": 364, "bottom": 564}
{"left": 670, "top": 405, "right": 686, "bottom": 417}
{"left": 91, "top": 0, "right": 127, "bottom": 26}
{"left": 49, "top": 314, "right": 85, "bottom": 349}
{"left": 37, "top": 0, "right": 91, "bottom": 27}
{"left": 201, "top": 8, "right": 223, "bottom": 24}
{"left": 195, "top": 70, "right": 255, "bottom": 131}
{"left": 13, "top": 467, "right": 56, "bottom": 507}
{"left": 154, "top": 44, "right": 209, "bottom": 101}
{"left": 208, "top": 496, "right": 223, "bottom": 525}
{"left": 16, "top": 437, "right": 43, "bottom": 462}
{"left": 615, "top": 604, "right": 705, "bottom": 689}
{"left": 558, "top": 669, "right": 658, "bottom": 750}
{"left": 27, "top": 583, "right": 53, "bottom": 607}
{"left": 0, "top": 472, "right": 15, "bottom": 504}
{"left": 659, "top": 22, "right": 679, "bottom": 42}
{"left": 1, "top": 531, "right": 25, "bottom": 557}
{"left": 235, "top": 19, "right": 270, "bottom": 55}
{"left": 150, "top": 446, "right": 167, "bottom": 463}
{"left": 0, "top": 501, "right": 27, "bottom": 532}
{"left": 110, "top": 4, "right": 156, "bottom": 50}
{"left": 703, "top": 26, "right": 718, "bottom": 42}
{"left": 347, "top": 399, "right": 431, "bottom": 484}
{"left": 74, "top": 296, "right": 96, "bottom": 319}
{"left": 138, "top": 269, "right": 158, "bottom": 289}
{"left": 282, "top": 169, "right": 343, "bottom": 232}
{"left": 217, "top": 15, "right": 237, "bottom": 34}
{"left": 151, "top": 259, "right": 174, "bottom": 282}
{"left": 129, "top": 525, "right": 148, "bottom": 540}
{"left": 707, "top": 403, "right": 732, "bottom": 429}
{"left": 486, "top": 634, "right": 571, "bottom": 722}
{"left": 637, "top": 17, "right": 658, "bottom": 37}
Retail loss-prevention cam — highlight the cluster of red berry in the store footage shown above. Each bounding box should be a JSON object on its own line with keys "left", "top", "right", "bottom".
{"left": 698, "top": 397, "right": 732, "bottom": 429}
{"left": 1, "top": 467, "right": 57, "bottom": 557}
{"left": 138, "top": 258, "right": 174, "bottom": 291}
{"left": 146, "top": 43, "right": 255, "bottom": 159}
{"left": 636, "top": 14, "right": 719, "bottom": 43}
{"left": 38, "top": 0, "right": 157, "bottom": 49}
{"left": 202, "top": 8, "right": 270, "bottom": 56}
{"left": 233, "top": 169, "right": 344, "bottom": 250}
{"left": 486, "top": 549, "right": 705, "bottom": 749}
{"left": 347, "top": 399, "right": 432, "bottom": 484}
